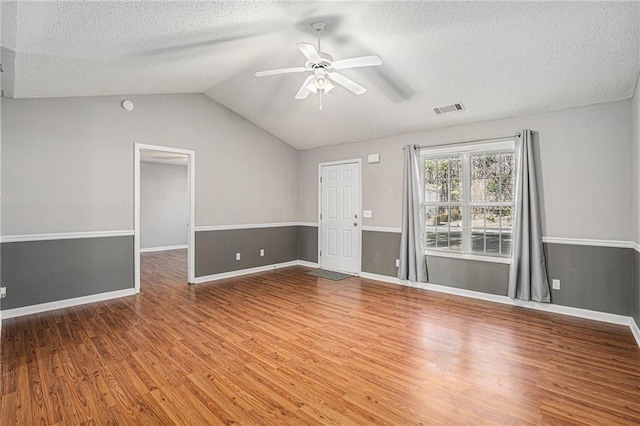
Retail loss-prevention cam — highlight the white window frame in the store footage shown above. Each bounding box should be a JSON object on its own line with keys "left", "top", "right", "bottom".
{"left": 422, "top": 141, "right": 516, "bottom": 264}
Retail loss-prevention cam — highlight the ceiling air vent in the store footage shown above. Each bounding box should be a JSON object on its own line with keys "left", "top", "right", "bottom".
{"left": 434, "top": 103, "right": 465, "bottom": 115}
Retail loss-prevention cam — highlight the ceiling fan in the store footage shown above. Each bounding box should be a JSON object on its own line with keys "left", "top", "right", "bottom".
{"left": 255, "top": 22, "right": 382, "bottom": 108}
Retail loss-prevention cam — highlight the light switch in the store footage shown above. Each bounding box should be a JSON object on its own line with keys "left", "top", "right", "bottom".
{"left": 363, "top": 210, "right": 372, "bottom": 218}
{"left": 367, "top": 154, "right": 380, "bottom": 164}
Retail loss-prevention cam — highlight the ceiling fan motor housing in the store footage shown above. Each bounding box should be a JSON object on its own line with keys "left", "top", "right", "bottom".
{"left": 307, "top": 52, "right": 334, "bottom": 70}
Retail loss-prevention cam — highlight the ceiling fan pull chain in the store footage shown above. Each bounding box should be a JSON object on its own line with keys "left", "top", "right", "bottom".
{"left": 319, "top": 90, "right": 323, "bottom": 110}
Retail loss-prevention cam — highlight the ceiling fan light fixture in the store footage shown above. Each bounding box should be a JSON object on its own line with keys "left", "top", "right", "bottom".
{"left": 314, "top": 69, "right": 327, "bottom": 89}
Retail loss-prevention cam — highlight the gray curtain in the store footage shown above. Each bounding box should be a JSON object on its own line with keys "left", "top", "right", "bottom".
{"left": 398, "top": 145, "right": 428, "bottom": 282}
{"left": 508, "top": 130, "right": 550, "bottom": 302}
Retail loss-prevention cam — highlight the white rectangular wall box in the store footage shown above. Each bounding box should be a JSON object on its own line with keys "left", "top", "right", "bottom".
{"left": 363, "top": 210, "right": 373, "bottom": 218}
{"left": 367, "top": 154, "right": 380, "bottom": 164}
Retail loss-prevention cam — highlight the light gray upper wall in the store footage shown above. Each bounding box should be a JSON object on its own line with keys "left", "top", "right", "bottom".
{"left": 632, "top": 72, "right": 640, "bottom": 245}
{"left": 298, "top": 100, "right": 633, "bottom": 241}
{"left": 140, "top": 161, "right": 188, "bottom": 249}
{"left": 1, "top": 94, "right": 298, "bottom": 235}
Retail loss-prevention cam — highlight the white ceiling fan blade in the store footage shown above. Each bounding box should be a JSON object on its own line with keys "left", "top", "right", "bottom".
{"left": 296, "top": 42, "right": 321, "bottom": 64}
{"left": 306, "top": 79, "right": 318, "bottom": 94}
{"left": 324, "top": 80, "right": 335, "bottom": 94}
{"left": 255, "top": 67, "right": 308, "bottom": 77}
{"left": 327, "top": 72, "right": 367, "bottom": 95}
{"left": 295, "top": 75, "right": 316, "bottom": 99}
{"left": 332, "top": 55, "right": 383, "bottom": 70}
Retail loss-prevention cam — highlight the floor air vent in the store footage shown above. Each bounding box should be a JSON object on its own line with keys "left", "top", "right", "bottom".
{"left": 434, "top": 103, "right": 465, "bottom": 115}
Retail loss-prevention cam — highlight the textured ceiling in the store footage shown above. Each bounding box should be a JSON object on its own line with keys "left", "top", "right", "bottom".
{"left": 2, "top": 1, "right": 640, "bottom": 149}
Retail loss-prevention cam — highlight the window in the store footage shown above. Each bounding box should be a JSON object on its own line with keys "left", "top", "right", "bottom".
{"left": 423, "top": 141, "right": 515, "bottom": 260}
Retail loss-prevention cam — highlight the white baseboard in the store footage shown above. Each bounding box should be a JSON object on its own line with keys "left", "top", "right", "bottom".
{"left": 630, "top": 318, "right": 640, "bottom": 347}
{"left": 358, "top": 271, "right": 639, "bottom": 346}
{"left": 140, "top": 244, "right": 187, "bottom": 253}
{"left": 193, "top": 260, "right": 307, "bottom": 284}
{"left": 298, "top": 260, "right": 319, "bottom": 268}
{"left": 1, "top": 288, "right": 137, "bottom": 319}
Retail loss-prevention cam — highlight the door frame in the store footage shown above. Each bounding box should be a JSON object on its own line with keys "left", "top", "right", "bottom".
{"left": 317, "top": 158, "right": 362, "bottom": 274}
{"left": 134, "top": 143, "right": 196, "bottom": 292}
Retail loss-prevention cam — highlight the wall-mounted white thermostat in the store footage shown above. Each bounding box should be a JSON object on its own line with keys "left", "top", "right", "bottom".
{"left": 121, "top": 100, "right": 134, "bottom": 111}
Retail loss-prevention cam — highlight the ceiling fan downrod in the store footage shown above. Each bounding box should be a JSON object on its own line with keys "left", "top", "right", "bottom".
{"left": 311, "top": 21, "right": 325, "bottom": 55}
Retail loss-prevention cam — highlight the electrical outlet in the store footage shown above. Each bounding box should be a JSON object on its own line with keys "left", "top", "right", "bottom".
{"left": 260, "top": 249, "right": 265, "bottom": 257}
{"left": 395, "top": 259, "right": 400, "bottom": 267}
{"left": 552, "top": 279, "right": 560, "bottom": 290}
{"left": 236, "top": 253, "right": 241, "bottom": 261}
{"left": 0, "top": 287, "right": 6, "bottom": 298}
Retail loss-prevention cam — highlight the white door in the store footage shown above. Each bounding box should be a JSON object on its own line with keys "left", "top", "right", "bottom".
{"left": 320, "top": 162, "right": 361, "bottom": 274}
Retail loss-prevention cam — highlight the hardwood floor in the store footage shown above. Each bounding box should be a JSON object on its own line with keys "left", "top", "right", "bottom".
{"left": 2, "top": 249, "right": 640, "bottom": 425}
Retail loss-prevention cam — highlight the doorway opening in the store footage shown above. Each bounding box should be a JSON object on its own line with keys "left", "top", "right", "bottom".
{"left": 134, "top": 144, "right": 195, "bottom": 292}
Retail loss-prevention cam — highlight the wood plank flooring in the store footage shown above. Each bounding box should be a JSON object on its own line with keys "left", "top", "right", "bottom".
{"left": 2, "top": 249, "right": 640, "bottom": 424}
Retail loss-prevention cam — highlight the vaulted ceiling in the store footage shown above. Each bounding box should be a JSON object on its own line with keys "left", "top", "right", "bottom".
{"left": 2, "top": 1, "right": 640, "bottom": 149}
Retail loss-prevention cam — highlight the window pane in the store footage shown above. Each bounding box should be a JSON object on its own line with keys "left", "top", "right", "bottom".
{"left": 470, "top": 206, "right": 485, "bottom": 229}
{"left": 425, "top": 230, "right": 436, "bottom": 249}
{"left": 471, "top": 205, "right": 487, "bottom": 253}
{"left": 435, "top": 230, "right": 449, "bottom": 249}
{"left": 471, "top": 178, "right": 485, "bottom": 202}
{"left": 425, "top": 159, "right": 437, "bottom": 183}
{"left": 425, "top": 183, "right": 438, "bottom": 202}
{"left": 485, "top": 230, "right": 500, "bottom": 254}
{"left": 437, "top": 158, "right": 448, "bottom": 181}
{"left": 450, "top": 178, "right": 461, "bottom": 202}
{"left": 500, "top": 177, "right": 514, "bottom": 202}
{"left": 500, "top": 206, "right": 513, "bottom": 230}
{"left": 500, "top": 153, "right": 514, "bottom": 177}
{"left": 448, "top": 207, "right": 463, "bottom": 227}
{"left": 436, "top": 206, "right": 450, "bottom": 226}
{"left": 485, "top": 153, "right": 500, "bottom": 178}
{"left": 471, "top": 155, "right": 484, "bottom": 178}
{"left": 500, "top": 231, "right": 512, "bottom": 255}
{"left": 449, "top": 157, "right": 461, "bottom": 179}
{"left": 450, "top": 230, "right": 462, "bottom": 251}
{"left": 486, "top": 177, "right": 500, "bottom": 202}
{"left": 485, "top": 206, "right": 501, "bottom": 230}
{"left": 471, "top": 230, "right": 486, "bottom": 253}
{"left": 425, "top": 205, "right": 438, "bottom": 227}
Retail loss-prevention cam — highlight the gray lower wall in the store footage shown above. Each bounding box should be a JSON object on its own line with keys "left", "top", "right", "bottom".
{"left": 426, "top": 257, "right": 510, "bottom": 295}
{"left": 634, "top": 249, "right": 640, "bottom": 325}
{"left": 1, "top": 236, "right": 134, "bottom": 310}
{"left": 297, "top": 226, "right": 318, "bottom": 263}
{"left": 2, "top": 227, "right": 634, "bottom": 320}
{"left": 195, "top": 226, "right": 298, "bottom": 277}
{"left": 359, "top": 230, "right": 633, "bottom": 316}
{"left": 362, "top": 230, "right": 401, "bottom": 277}
{"left": 544, "top": 243, "right": 632, "bottom": 316}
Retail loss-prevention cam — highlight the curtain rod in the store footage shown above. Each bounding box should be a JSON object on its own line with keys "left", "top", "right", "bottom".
{"left": 415, "top": 131, "right": 526, "bottom": 150}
